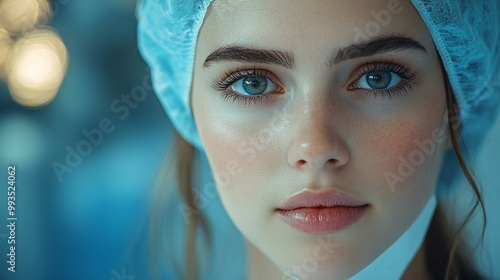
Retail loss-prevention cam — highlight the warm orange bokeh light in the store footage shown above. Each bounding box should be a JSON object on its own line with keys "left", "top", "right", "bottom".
{"left": 6, "top": 29, "right": 68, "bottom": 107}
{"left": 0, "top": 0, "right": 51, "bottom": 34}
{"left": 0, "top": 27, "right": 12, "bottom": 78}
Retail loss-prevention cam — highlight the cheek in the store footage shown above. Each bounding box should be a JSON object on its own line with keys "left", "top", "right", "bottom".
{"left": 195, "top": 105, "right": 282, "bottom": 204}
{"left": 353, "top": 100, "right": 448, "bottom": 226}
{"left": 200, "top": 121, "right": 250, "bottom": 189}
{"left": 373, "top": 120, "right": 446, "bottom": 187}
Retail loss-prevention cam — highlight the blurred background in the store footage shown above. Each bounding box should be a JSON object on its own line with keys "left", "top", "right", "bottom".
{"left": 0, "top": 0, "right": 170, "bottom": 279}
{"left": 0, "top": 0, "right": 499, "bottom": 279}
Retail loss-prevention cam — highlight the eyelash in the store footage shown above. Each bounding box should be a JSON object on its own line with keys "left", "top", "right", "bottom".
{"left": 212, "top": 67, "right": 278, "bottom": 105}
{"left": 348, "top": 60, "right": 417, "bottom": 98}
{"left": 211, "top": 61, "right": 418, "bottom": 105}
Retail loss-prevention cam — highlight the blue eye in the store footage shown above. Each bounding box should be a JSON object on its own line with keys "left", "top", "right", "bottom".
{"left": 357, "top": 70, "right": 402, "bottom": 90}
{"left": 231, "top": 75, "right": 278, "bottom": 96}
{"left": 212, "top": 67, "right": 283, "bottom": 105}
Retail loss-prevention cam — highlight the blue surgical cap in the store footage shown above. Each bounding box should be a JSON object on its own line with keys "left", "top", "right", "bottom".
{"left": 137, "top": 0, "right": 500, "bottom": 191}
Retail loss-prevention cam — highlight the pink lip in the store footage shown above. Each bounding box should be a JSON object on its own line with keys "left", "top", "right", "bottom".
{"left": 276, "top": 190, "right": 369, "bottom": 234}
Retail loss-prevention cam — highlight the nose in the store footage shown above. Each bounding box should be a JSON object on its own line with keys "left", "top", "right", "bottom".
{"left": 287, "top": 101, "right": 349, "bottom": 170}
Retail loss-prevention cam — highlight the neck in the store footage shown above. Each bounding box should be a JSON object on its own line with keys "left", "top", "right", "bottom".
{"left": 246, "top": 241, "right": 432, "bottom": 280}
{"left": 401, "top": 244, "right": 432, "bottom": 280}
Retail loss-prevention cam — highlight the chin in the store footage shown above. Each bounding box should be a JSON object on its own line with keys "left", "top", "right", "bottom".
{"left": 279, "top": 262, "right": 358, "bottom": 280}
{"left": 270, "top": 245, "right": 370, "bottom": 280}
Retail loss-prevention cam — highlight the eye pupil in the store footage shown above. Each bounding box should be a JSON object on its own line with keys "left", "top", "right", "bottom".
{"left": 366, "top": 70, "right": 392, "bottom": 89}
{"left": 243, "top": 75, "right": 267, "bottom": 95}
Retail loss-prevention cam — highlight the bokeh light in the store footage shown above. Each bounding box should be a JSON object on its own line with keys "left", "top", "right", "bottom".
{"left": 0, "top": 27, "right": 11, "bottom": 78}
{"left": 0, "top": 0, "right": 51, "bottom": 34}
{"left": 6, "top": 28, "right": 68, "bottom": 107}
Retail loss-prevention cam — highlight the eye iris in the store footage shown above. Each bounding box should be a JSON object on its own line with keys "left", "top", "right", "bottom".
{"left": 242, "top": 76, "right": 267, "bottom": 95}
{"left": 366, "top": 70, "right": 392, "bottom": 89}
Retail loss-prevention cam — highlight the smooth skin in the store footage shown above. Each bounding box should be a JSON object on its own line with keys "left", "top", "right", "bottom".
{"left": 191, "top": 0, "right": 449, "bottom": 279}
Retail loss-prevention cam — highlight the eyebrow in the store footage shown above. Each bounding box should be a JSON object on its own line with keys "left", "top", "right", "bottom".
{"left": 330, "top": 35, "right": 427, "bottom": 65}
{"left": 203, "top": 46, "right": 294, "bottom": 68}
{"left": 203, "top": 35, "right": 427, "bottom": 69}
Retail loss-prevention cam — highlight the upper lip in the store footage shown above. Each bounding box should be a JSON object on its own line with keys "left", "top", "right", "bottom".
{"left": 277, "top": 189, "right": 368, "bottom": 210}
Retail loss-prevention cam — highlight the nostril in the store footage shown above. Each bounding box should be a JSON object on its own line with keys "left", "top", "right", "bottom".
{"left": 288, "top": 140, "right": 350, "bottom": 170}
{"left": 297, "top": 159, "right": 307, "bottom": 166}
{"left": 327, "top": 159, "right": 337, "bottom": 165}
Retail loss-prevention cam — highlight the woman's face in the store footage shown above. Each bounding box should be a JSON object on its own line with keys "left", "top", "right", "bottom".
{"left": 192, "top": 0, "right": 449, "bottom": 278}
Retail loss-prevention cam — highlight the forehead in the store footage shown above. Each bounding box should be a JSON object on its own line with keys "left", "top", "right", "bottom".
{"left": 199, "top": 0, "right": 433, "bottom": 58}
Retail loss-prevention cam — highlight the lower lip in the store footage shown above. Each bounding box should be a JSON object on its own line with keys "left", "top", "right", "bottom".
{"left": 277, "top": 206, "right": 368, "bottom": 234}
